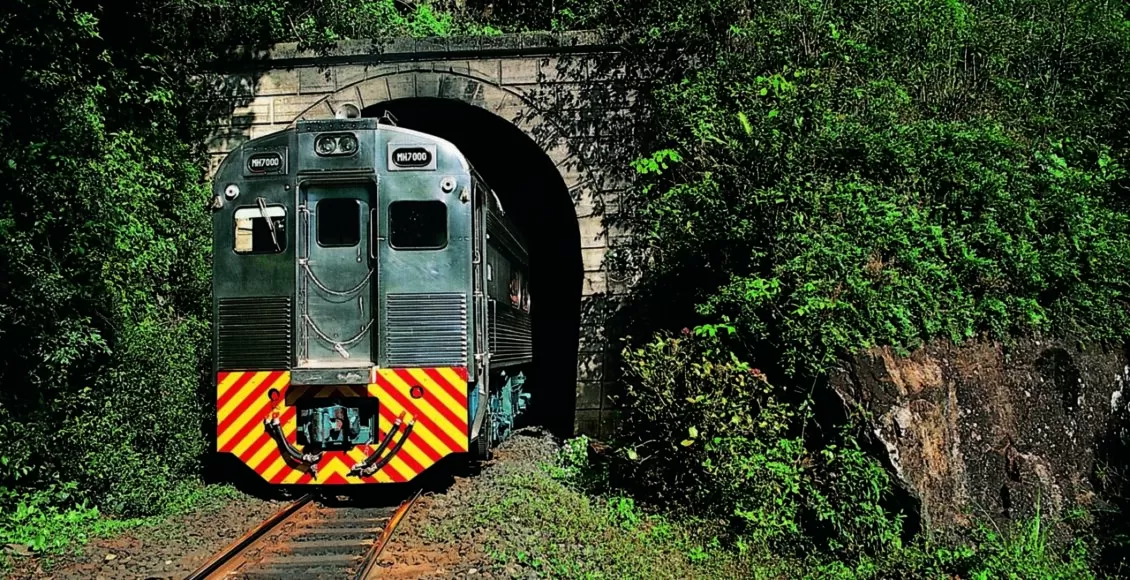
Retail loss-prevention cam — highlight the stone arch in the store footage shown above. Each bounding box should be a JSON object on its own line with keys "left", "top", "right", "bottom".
{"left": 287, "top": 69, "right": 580, "bottom": 194}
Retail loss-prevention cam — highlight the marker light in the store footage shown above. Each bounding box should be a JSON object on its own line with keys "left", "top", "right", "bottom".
{"left": 314, "top": 133, "right": 359, "bottom": 157}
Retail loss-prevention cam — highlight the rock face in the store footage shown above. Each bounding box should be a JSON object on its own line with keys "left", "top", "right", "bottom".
{"left": 830, "top": 338, "right": 1130, "bottom": 539}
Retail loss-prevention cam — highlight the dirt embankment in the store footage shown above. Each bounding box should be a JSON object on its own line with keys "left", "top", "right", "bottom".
{"left": 831, "top": 337, "right": 1128, "bottom": 540}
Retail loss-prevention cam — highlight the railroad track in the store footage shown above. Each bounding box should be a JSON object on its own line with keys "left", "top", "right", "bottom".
{"left": 184, "top": 490, "right": 421, "bottom": 580}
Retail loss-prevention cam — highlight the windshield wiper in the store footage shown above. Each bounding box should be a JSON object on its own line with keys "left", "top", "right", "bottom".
{"left": 257, "top": 197, "right": 281, "bottom": 252}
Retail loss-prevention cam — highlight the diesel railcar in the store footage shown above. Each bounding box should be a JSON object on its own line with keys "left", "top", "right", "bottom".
{"left": 209, "top": 116, "right": 532, "bottom": 485}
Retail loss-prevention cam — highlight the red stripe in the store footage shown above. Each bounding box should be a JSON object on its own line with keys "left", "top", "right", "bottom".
{"left": 324, "top": 472, "right": 349, "bottom": 485}
{"left": 217, "top": 371, "right": 282, "bottom": 435}
{"left": 394, "top": 369, "right": 467, "bottom": 432}
{"left": 216, "top": 372, "right": 257, "bottom": 411}
{"left": 454, "top": 367, "right": 468, "bottom": 381}
{"left": 379, "top": 374, "right": 464, "bottom": 453}
{"left": 423, "top": 368, "right": 466, "bottom": 406}
{"left": 382, "top": 466, "right": 407, "bottom": 483}
{"left": 236, "top": 432, "right": 271, "bottom": 462}
{"left": 379, "top": 405, "right": 441, "bottom": 462}
{"left": 221, "top": 393, "right": 286, "bottom": 451}
{"left": 237, "top": 405, "right": 295, "bottom": 463}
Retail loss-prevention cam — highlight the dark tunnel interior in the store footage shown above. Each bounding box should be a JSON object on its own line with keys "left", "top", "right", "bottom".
{"left": 361, "top": 97, "right": 583, "bottom": 439}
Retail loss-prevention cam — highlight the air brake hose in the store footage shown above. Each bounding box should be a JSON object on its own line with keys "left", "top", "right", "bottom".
{"left": 263, "top": 417, "right": 323, "bottom": 468}
{"left": 354, "top": 419, "right": 416, "bottom": 478}
{"left": 349, "top": 415, "right": 404, "bottom": 476}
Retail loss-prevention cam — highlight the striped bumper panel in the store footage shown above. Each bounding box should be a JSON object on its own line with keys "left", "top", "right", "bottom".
{"left": 216, "top": 368, "right": 469, "bottom": 485}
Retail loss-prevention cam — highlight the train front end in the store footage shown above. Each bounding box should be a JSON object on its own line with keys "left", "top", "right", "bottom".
{"left": 211, "top": 117, "right": 477, "bottom": 485}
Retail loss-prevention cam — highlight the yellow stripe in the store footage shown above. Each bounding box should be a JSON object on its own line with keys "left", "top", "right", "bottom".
{"left": 259, "top": 455, "right": 287, "bottom": 482}
{"left": 406, "top": 368, "right": 466, "bottom": 420}
{"left": 218, "top": 371, "right": 271, "bottom": 419}
{"left": 218, "top": 372, "right": 289, "bottom": 448}
{"left": 216, "top": 372, "right": 243, "bottom": 399}
{"left": 379, "top": 392, "right": 454, "bottom": 456}
{"left": 436, "top": 367, "right": 468, "bottom": 394}
{"left": 379, "top": 370, "right": 466, "bottom": 444}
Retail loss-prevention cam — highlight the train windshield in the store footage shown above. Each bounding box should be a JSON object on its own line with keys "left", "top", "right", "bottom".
{"left": 233, "top": 205, "right": 286, "bottom": 254}
{"left": 388, "top": 200, "right": 447, "bottom": 250}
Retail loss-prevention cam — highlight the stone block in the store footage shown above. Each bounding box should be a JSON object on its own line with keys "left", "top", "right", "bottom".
{"left": 577, "top": 324, "right": 609, "bottom": 354}
{"left": 249, "top": 124, "right": 288, "bottom": 140}
{"left": 356, "top": 77, "right": 392, "bottom": 108}
{"left": 582, "top": 271, "right": 606, "bottom": 296}
{"left": 230, "top": 98, "right": 273, "bottom": 126}
{"left": 212, "top": 74, "right": 258, "bottom": 101}
{"left": 334, "top": 64, "right": 372, "bottom": 90}
{"left": 574, "top": 410, "right": 605, "bottom": 438}
{"left": 298, "top": 66, "right": 335, "bottom": 94}
{"left": 414, "top": 36, "right": 450, "bottom": 54}
{"left": 576, "top": 381, "right": 604, "bottom": 410}
{"left": 271, "top": 95, "right": 323, "bottom": 124}
{"left": 577, "top": 351, "right": 605, "bottom": 381}
{"left": 438, "top": 76, "right": 486, "bottom": 107}
{"left": 465, "top": 59, "right": 502, "bottom": 85}
{"left": 500, "top": 58, "right": 541, "bottom": 85}
{"left": 206, "top": 127, "right": 250, "bottom": 155}
{"left": 386, "top": 74, "right": 417, "bottom": 100}
{"left": 575, "top": 188, "right": 619, "bottom": 218}
{"left": 413, "top": 73, "right": 443, "bottom": 99}
{"left": 581, "top": 248, "right": 605, "bottom": 272}
{"left": 255, "top": 69, "right": 300, "bottom": 96}
{"left": 576, "top": 215, "right": 608, "bottom": 249}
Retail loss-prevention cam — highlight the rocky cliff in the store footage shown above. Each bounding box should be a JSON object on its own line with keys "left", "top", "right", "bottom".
{"left": 830, "top": 338, "right": 1130, "bottom": 539}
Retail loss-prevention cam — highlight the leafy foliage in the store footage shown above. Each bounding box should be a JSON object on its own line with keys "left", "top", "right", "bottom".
{"left": 596, "top": 0, "right": 1130, "bottom": 378}
{"left": 615, "top": 330, "right": 903, "bottom": 558}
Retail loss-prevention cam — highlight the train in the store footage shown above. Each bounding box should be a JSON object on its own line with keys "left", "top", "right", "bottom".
{"left": 209, "top": 113, "right": 532, "bottom": 485}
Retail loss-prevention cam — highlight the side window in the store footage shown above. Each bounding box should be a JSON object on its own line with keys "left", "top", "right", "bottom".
{"left": 521, "top": 276, "right": 530, "bottom": 312}
{"left": 317, "top": 198, "right": 360, "bottom": 247}
{"left": 389, "top": 200, "right": 447, "bottom": 250}
{"left": 234, "top": 206, "right": 286, "bottom": 254}
{"left": 509, "top": 270, "right": 521, "bottom": 308}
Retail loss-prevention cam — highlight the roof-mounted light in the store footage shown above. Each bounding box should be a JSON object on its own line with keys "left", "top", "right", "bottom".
{"left": 314, "top": 133, "right": 359, "bottom": 157}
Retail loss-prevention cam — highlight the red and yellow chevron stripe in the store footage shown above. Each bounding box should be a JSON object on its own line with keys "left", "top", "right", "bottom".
{"left": 216, "top": 368, "right": 470, "bottom": 485}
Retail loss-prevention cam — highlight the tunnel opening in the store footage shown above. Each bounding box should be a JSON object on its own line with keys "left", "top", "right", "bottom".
{"left": 361, "top": 97, "right": 583, "bottom": 439}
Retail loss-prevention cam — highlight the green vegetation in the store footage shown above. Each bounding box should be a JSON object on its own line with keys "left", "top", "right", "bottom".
{"left": 450, "top": 434, "right": 1093, "bottom": 579}
{"left": 421, "top": 434, "right": 741, "bottom": 579}
{"left": 605, "top": 333, "right": 1096, "bottom": 577}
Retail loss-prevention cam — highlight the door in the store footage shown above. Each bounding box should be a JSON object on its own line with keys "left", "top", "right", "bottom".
{"left": 299, "top": 184, "right": 375, "bottom": 366}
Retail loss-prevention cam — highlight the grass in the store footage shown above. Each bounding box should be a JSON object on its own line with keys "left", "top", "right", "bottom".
{"left": 422, "top": 433, "right": 1099, "bottom": 579}
{"left": 0, "top": 479, "right": 243, "bottom": 570}
{"left": 420, "top": 432, "right": 743, "bottom": 579}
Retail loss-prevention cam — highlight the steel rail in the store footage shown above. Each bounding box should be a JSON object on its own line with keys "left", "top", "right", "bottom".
{"left": 353, "top": 490, "right": 423, "bottom": 580}
{"left": 183, "top": 494, "right": 314, "bottom": 580}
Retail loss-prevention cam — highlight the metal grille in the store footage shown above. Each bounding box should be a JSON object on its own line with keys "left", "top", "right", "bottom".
{"left": 490, "top": 302, "right": 533, "bottom": 367}
{"left": 218, "top": 297, "right": 293, "bottom": 369}
{"left": 385, "top": 293, "right": 468, "bottom": 367}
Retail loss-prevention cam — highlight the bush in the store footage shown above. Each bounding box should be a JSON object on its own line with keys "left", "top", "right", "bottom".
{"left": 614, "top": 329, "right": 904, "bottom": 558}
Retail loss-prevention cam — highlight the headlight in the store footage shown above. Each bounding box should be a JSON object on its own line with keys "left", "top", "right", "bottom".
{"left": 338, "top": 134, "right": 358, "bottom": 154}
{"left": 314, "top": 133, "right": 358, "bottom": 156}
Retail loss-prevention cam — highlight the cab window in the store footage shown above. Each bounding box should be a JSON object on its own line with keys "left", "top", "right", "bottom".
{"left": 316, "top": 198, "right": 360, "bottom": 247}
{"left": 389, "top": 200, "right": 447, "bottom": 250}
{"left": 234, "top": 206, "right": 286, "bottom": 254}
